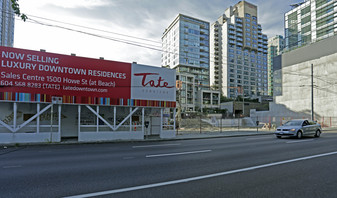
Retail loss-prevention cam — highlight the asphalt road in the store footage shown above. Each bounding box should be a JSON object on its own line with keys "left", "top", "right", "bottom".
{"left": 1, "top": 133, "right": 337, "bottom": 198}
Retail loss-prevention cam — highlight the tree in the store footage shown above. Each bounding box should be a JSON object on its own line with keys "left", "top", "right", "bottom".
{"left": 10, "top": 0, "right": 28, "bottom": 21}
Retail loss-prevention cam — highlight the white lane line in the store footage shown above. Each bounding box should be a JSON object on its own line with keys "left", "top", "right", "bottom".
{"left": 286, "top": 139, "right": 314, "bottom": 144}
{"left": 146, "top": 150, "right": 212, "bottom": 158}
{"left": 2, "top": 165, "right": 22, "bottom": 169}
{"left": 132, "top": 143, "right": 181, "bottom": 148}
{"left": 246, "top": 137, "right": 273, "bottom": 140}
{"left": 63, "top": 150, "right": 337, "bottom": 198}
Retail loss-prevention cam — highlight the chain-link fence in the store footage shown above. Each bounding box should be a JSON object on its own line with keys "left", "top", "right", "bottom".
{"left": 175, "top": 114, "right": 337, "bottom": 135}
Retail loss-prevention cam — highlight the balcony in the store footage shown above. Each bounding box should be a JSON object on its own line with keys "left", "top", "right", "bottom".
{"left": 229, "top": 30, "right": 235, "bottom": 35}
{"left": 236, "top": 42, "right": 243, "bottom": 46}
{"left": 229, "top": 24, "right": 235, "bottom": 30}
{"left": 228, "top": 35, "right": 236, "bottom": 40}
{"left": 237, "top": 33, "right": 243, "bottom": 37}
{"left": 236, "top": 28, "right": 243, "bottom": 32}
{"left": 236, "top": 17, "right": 243, "bottom": 23}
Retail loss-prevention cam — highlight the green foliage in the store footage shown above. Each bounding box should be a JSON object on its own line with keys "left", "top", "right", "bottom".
{"left": 10, "top": 0, "right": 28, "bottom": 21}
{"left": 220, "top": 95, "right": 234, "bottom": 102}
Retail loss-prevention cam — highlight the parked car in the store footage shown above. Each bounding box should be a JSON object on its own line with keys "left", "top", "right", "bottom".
{"left": 275, "top": 119, "right": 322, "bottom": 139}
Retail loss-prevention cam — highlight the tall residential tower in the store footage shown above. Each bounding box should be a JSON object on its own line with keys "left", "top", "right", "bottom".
{"left": 267, "top": 35, "right": 284, "bottom": 96}
{"left": 0, "top": 0, "right": 15, "bottom": 47}
{"left": 210, "top": 1, "right": 268, "bottom": 98}
{"left": 285, "top": 0, "right": 337, "bottom": 51}
{"left": 162, "top": 14, "right": 219, "bottom": 112}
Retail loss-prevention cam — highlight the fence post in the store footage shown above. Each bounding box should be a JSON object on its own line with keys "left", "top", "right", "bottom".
{"left": 220, "top": 115, "right": 222, "bottom": 133}
{"left": 199, "top": 113, "right": 202, "bottom": 134}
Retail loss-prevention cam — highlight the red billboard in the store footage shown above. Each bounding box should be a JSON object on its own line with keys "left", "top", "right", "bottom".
{"left": 0, "top": 46, "right": 131, "bottom": 99}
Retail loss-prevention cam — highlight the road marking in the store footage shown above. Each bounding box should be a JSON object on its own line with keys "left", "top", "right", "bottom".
{"left": 123, "top": 157, "right": 135, "bottom": 160}
{"left": 246, "top": 137, "right": 273, "bottom": 140}
{"left": 286, "top": 139, "right": 315, "bottom": 144}
{"left": 63, "top": 150, "right": 337, "bottom": 198}
{"left": 132, "top": 143, "right": 181, "bottom": 148}
{"left": 146, "top": 150, "right": 212, "bottom": 158}
{"left": 2, "top": 165, "right": 22, "bottom": 169}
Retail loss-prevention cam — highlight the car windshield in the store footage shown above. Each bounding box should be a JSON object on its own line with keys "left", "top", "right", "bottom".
{"left": 283, "top": 120, "right": 303, "bottom": 126}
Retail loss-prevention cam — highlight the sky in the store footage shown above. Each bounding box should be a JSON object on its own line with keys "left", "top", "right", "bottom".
{"left": 14, "top": 0, "right": 301, "bottom": 67}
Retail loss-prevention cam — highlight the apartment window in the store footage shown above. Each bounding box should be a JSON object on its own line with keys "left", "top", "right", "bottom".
{"left": 245, "top": 13, "right": 251, "bottom": 18}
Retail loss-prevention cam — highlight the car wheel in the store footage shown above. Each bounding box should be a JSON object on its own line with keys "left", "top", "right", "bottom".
{"left": 296, "top": 131, "right": 303, "bottom": 139}
{"left": 314, "top": 130, "right": 321, "bottom": 138}
{"left": 276, "top": 136, "right": 281, "bottom": 139}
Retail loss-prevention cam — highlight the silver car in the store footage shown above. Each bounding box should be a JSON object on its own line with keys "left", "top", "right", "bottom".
{"left": 275, "top": 119, "right": 322, "bottom": 139}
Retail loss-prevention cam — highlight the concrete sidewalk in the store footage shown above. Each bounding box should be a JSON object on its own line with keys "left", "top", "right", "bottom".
{"left": 2, "top": 127, "right": 335, "bottom": 147}
{"left": 147, "top": 130, "right": 274, "bottom": 141}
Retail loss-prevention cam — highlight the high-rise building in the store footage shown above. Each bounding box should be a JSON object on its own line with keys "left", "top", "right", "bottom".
{"left": 162, "top": 14, "right": 213, "bottom": 112}
{"left": 0, "top": 0, "right": 15, "bottom": 47}
{"left": 210, "top": 1, "right": 268, "bottom": 98}
{"left": 285, "top": 0, "right": 337, "bottom": 51}
{"left": 267, "top": 35, "right": 284, "bottom": 96}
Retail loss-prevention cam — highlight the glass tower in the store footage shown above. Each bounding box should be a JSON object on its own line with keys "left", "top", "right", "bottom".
{"left": 162, "top": 14, "right": 210, "bottom": 111}
{"left": 285, "top": 0, "right": 337, "bottom": 51}
{"left": 267, "top": 35, "right": 284, "bottom": 96}
{"left": 0, "top": 0, "right": 15, "bottom": 47}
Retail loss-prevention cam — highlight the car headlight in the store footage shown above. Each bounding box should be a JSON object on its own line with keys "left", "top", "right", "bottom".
{"left": 290, "top": 128, "right": 296, "bottom": 131}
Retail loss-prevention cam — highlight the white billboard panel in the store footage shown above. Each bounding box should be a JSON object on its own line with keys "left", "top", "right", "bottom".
{"left": 131, "top": 64, "right": 176, "bottom": 102}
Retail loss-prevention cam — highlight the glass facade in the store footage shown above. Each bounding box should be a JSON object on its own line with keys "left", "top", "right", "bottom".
{"left": 285, "top": 0, "right": 337, "bottom": 51}
{"left": 162, "top": 14, "right": 210, "bottom": 111}
{"left": 267, "top": 35, "right": 284, "bottom": 96}
{"left": 0, "top": 0, "right": 15, "bottom": 47}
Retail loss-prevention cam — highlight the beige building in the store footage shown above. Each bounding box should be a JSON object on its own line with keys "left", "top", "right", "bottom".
{"left": 210, "top": 1, "right": 268, "bottom": 98}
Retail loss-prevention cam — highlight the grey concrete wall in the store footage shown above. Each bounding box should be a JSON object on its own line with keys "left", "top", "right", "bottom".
{"left": 255, "top": 35, "right": 337, "bottom": 127}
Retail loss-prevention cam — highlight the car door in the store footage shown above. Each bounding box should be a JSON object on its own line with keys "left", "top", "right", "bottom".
{"left": 309, "top": 121, "right": 318, "bottom": 135}
{"left": 302, "top": 120, "right": 311, "bottom": 135}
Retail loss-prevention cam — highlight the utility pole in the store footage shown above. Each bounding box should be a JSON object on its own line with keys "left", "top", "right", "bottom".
{"left": 242, "top": 93, "right": 245, "bottom": 117}
{"left": 176, "top": 80, "right": 182, "bottom": 130}
{"left": 311, "top": 63, "right": 314, "bottom": 121}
